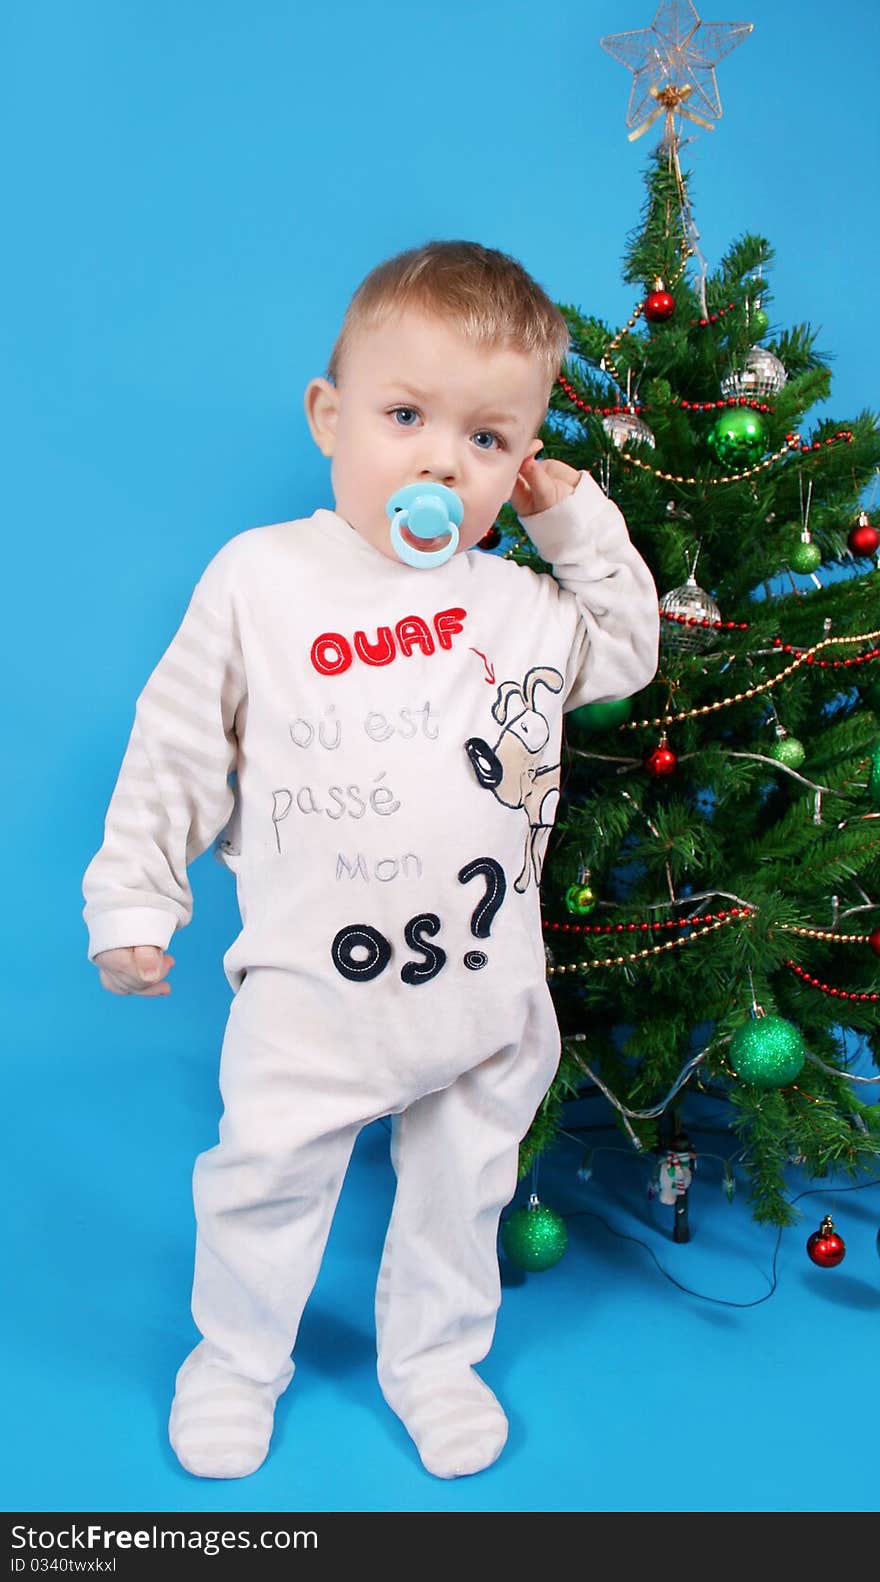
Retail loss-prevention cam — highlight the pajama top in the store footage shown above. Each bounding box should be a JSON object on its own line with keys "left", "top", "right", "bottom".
{"left": 82, "top": 470, "right": 660, "bottom": 1073}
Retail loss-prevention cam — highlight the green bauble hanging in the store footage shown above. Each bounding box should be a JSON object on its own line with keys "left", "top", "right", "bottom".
{"left": 500, "top": 1194, "right": 568, "bottom": 1271}
{"left": 728, "top": 1012, "right": 806, "bottom": 1089}
{"left": 747, "top": 301, "right": 770, "bottom": 339}
{"left": 706, "top": 409, "right": 769, "bottom": 468}
{"left": 567, "top": 697, "right": 633, "bottom": 736}
{"left": 565, "top": 880, "right": 597, "bottom": 916}
{"left": 789, "top": 539, "right": 822, "bottom": 575}
{"left": 869, "top": 740, "right": 880, "bottom": 807}
{"left": 768, "top": 735, "right": 806, "bottom": 769}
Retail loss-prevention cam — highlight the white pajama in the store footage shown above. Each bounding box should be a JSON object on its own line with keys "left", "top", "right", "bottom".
{"left": 189, "top": 962, "right": 562, "bottom": 1398}
{"left": 82, "top": 470, "right": 659, "bottom": 1454}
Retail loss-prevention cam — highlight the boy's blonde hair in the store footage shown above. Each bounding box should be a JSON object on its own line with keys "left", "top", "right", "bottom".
{"left": 326, "top": 239, "right": 571, "bottom": 421}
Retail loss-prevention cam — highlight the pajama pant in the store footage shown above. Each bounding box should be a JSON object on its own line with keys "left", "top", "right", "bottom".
{"left": 188, "top": 964, "right": 561, "bottom": 1404}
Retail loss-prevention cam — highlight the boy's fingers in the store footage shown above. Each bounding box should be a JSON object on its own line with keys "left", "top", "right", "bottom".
{"left": 133, "top": 944, "right": 165, "bottom": 980}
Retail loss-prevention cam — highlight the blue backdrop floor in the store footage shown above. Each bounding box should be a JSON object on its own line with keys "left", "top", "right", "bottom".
{"left": 5, "top": 1037, "right": 878, "bottom": 1515}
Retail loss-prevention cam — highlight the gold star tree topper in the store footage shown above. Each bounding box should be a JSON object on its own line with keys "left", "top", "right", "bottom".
{"left": 601, "top": 0, "right": 753, "bottom": 142}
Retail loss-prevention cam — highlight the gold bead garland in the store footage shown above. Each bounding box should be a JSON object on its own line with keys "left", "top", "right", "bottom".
{"left": 617, "top": 436, "right": 797, "bottom": 484}
{"left": 617, "top": 625, "right": 880, "bottom": 731}
{"left": 779, "top": 924, "right": 875, "bottom": 944}
{"left": 616, "top": 428, "right": 853, "bottom": 486}
{"left": 544, "top": 911, "right": 733, "bottom": 975}
{"left": 544, "top": 904, "right": 880, "bottom": 1000}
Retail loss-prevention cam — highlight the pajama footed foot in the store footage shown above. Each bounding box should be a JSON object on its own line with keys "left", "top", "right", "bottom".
{"left": 168, "top": 1341, "right": 294, "bottom": 1479}
{"left": 384, "top": 1367, "right": 508, "bottom": 1479}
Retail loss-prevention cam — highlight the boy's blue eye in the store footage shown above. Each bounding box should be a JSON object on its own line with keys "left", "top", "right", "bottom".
{"left": 389, "top": 407, "right": 504, "bottom": 450}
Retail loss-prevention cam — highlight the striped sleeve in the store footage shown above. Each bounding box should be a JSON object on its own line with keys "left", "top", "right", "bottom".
{"left": 81, "top": 551, "right": 246, "bottom": 963}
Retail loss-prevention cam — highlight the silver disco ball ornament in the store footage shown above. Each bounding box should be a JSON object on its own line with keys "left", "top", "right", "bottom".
{"left": 720, "top": 348, "right": 787, "bottom": 402}
{"left": 659, "top": 575, "right": 721, "bottom": 654}
{"left": 601, "top": 410, "right": 656, "bottom": 450}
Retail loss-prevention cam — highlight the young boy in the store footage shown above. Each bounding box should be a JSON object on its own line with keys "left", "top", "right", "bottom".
{"left": 82, "top": 239, "right": 660, "bottom": 1482}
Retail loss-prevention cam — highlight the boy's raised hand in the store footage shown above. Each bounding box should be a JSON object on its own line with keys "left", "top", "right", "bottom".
{"left": 94, "top": 944, "right": 175, "bottom": 996}
{"left": 510, "top": 454, "right": 582, "bottom": 518}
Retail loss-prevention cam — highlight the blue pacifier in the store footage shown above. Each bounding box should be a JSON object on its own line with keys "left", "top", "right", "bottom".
{"left": 385, "top": 482, "right": 464, "bottom": 569}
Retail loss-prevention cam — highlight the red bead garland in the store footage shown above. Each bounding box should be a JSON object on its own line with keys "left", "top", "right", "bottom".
{"left": 785, "top": 430, "right": 854, "bottom": 453}
{"left": 692, "top": 303, "right": 737, "bottom": 326}
{"left": 661, "top": 609, "right": 750, "bottom": 632}
{"left": 556, "top": 375, "right": 646, "bottom": 418}
{"left": 555, "top": 374, "right": 776, "bottom": 419}
{"left": 771, "top": 637, "right": 880, "bottom": 672}
{"left": 675, "top": 396, "right": 774, "bottom": 414}
{"left": 784, "top": 960, "right": 880, "bottom": 1002}
{"left": 542, "top": 906, "right": 754, "bottom": 935}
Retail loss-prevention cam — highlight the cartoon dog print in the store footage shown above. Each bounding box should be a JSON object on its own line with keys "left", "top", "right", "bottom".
{"left": 465, "top": 666, "right": 564, "bottom": 893}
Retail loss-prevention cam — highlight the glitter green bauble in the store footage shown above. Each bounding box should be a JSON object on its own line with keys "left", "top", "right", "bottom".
{"left": 869, "top": 741, "right": 880, "bottom": 807}
{"left": 500, "top": 1195, "right": 568, "bottom": 1271}
{"left": 749, "top": 307, "right": 770, "bottom": 338}
{"left": 567, "top": 697, "right": 633, "bottom": 736}
{"left": 768, "top": 736, "right": 806, "bottom": 769}
{"left": 728, "top": 1014, "right": 806, "bottom": 1089}
{"left": 707, "top": 409, "right": 769, "bottom": 468}
{"left": 789, "top": 540, "right": 822, "bottom": 574}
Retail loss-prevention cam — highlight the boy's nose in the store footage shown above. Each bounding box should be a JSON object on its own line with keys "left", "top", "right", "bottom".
{"left": 418, "top": 467, "right": 460, "bottom": 492}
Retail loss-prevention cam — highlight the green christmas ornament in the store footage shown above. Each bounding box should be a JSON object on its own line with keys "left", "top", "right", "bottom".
{"left": 789, "top": 539, "right": 822, "bottom": 574}
{"left": 567, "top": 697, "right": 633, "bottom": 735}
{"left": 565, "top": 880, "right": 597, "bottom": 916}
{"left": 768, "top": 735, "right": 806, "bottom": 769}
{"left": 706, "top": 409, "right": 769, "bottom": 468}
{"left": 500, "top": 1194, "right": 568, "bottom": 1271}
{"left": 869, "top": 740, "right": 880, "bottom": 807}
{"left": 728, "top": 1012, "right": 806, "bottom": 1089}
{"left": 748, "top": 302, "right": 770, "bottom": 339}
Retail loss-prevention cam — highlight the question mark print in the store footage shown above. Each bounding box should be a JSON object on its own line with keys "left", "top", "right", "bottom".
{"left": 458, "top": 857, "right": 507, "bottom": 969}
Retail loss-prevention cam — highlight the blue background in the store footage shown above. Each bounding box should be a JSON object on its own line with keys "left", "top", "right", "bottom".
{"left": 4, "top": 0, "right": 879, "bottom": 1514}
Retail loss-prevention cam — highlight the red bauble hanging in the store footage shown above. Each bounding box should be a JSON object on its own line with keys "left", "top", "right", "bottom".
{"left": 806, "top": 1215, "right": 846, "bottom": 1268}
{"left": 847, "top": 512, "right": 879, "bottom": 558}
{"left": 869, "top": 927, "right": 880, "bottom": 958}
{"left": 479, "top": 525, "right": 502, "bottom": 550}
{"left": 644, "top": 280, "right": 676, "bottom": 323}
{"left": 644, "top": 737, "right": 677, "bottom": 777}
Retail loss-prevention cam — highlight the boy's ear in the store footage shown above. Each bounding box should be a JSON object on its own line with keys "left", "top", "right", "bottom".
{"left": 304, "top": 377, "right": 339, "bottom": 457}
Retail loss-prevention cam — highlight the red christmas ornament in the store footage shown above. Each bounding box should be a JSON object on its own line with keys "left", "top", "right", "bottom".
{"left": 847, "top": 513, "right": 879, "bottom": 558}
{"left": 644, "top": 284, "right": 675, "bottom": 323}
{"left": 478, "top": 525, "right": 501, "bottom": 549}
{"left": 869, "top": 927, "right": 880, "bottom": 958}
{"left": 806, "top": 1215, "right": 846, "bottom": 1268}
{"left": 644, "top": 739, "right": 677, "bottom": 777}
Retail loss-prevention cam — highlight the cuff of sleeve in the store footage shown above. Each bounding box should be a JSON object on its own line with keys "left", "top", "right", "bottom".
{"left": 85, "top": 907, "right": 179, "bottom": 964}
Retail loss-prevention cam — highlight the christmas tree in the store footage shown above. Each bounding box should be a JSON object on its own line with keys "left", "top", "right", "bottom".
{"left": 496, "top": 3, "right": 880, "bottom": 1236}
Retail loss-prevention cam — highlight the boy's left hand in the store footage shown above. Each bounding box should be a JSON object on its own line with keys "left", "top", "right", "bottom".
{"left": 510, "top": 455, "right": 582, "bottom": 517}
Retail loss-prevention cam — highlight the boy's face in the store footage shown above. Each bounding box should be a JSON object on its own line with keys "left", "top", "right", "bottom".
{"left": 304, "top": 307, "right": 550, "bottom": 560}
